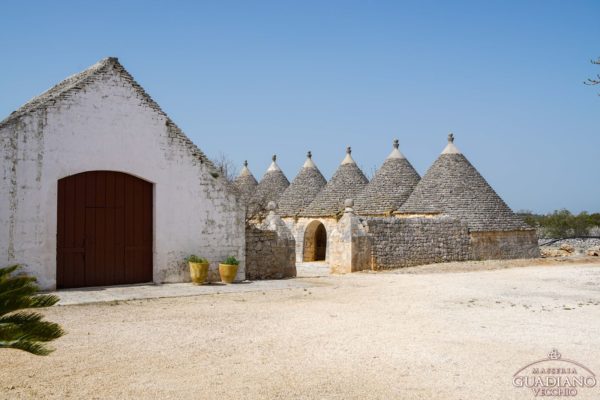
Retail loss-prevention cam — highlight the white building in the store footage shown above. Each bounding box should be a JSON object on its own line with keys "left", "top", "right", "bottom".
{"left": 0, "top": 57, "right": 245, "bottom": 290}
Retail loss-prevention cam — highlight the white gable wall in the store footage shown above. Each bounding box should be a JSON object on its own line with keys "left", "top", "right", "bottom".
{"left": 0, "top": 68, "right": 245, "bottom": 289}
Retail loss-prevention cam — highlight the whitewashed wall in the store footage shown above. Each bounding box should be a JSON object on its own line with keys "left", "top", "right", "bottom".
{"left": 0, "top": 68, "right": 245, "bottom": 289}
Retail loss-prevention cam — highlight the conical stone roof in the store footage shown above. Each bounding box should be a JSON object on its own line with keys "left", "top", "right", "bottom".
{"left": 277, "top": 151, "right": 327, "bottom": 217}
{"left": 232, "top": 160, "right": 258, "bottom": 202}
{"left": 300, "top": 147, "right": 369, "bottom": 217}
{"left": 399, "top": 134, "right": 530, "bottom": 232}
{"left": 354, "top": 139, "right": 420, "bottom": 215}
{"left": 251, "top": 155, "right": 290, "bottom": 210}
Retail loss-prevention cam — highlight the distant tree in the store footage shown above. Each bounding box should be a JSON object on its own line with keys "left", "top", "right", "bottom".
{"left": 516, "top": 210, "right": 540, "bottom": 228}
{"left": 210, "top": 151, "right": 239, "bottom": 183}
{"left": 584, "top": 57, "right": 600, "bottom": 95}
{"left": 0, "top": 265, "right": 65, "bottom": 355}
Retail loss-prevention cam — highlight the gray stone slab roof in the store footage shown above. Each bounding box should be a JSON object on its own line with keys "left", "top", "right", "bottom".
{"left": 300, "top": 147, "right": 369, "bottom": 217}
{"left": 277, "top": 151, "right": 327, "bottom": 217}
{"left": 0, "top": 57, "right": 216, "bottom": 171}
{"left": 232, "top": 161, "right": 258, "bottom": 202}
{"left": 354, "top": 140, "right": 420, "bottom": 215}
{"left": 251, "top": 155, "right": 290, "bottom": 210}
{"left": 399, "top": 134, "right": 530, "bottom": 232}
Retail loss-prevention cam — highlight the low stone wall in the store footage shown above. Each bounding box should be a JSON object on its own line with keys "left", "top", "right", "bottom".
{"left": 366, "top": 216, "right": 470, "bottom": 269}
{"left": 469, "top": 230, "right": 539, "bottom": 260}
{"left": 245, "top": 212, "right": 296, "bottom": 280}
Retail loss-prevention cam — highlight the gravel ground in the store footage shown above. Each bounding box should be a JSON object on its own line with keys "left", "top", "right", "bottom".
{"left": 2, "top": 259, "right": 600, "bottom": 399}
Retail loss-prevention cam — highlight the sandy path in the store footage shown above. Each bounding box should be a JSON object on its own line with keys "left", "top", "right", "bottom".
{"left": 2, "top": 261, "right": 600, "bottom": 399}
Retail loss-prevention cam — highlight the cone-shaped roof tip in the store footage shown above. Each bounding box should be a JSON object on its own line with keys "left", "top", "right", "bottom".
{"left": 267, "top": 154, "right": 282, "bottom": 172}
{"left": 441, "top": 132, "right": 461, "bottom": 154}
{"left": 303, "top": 150, "right": 317, "bottom": 169}
{"left": 341, "top": 146, "right": 355, "bottom": 165}
{"left": 239, "top": 160, "right": 253, "bottom": 177}
{"left": 387, "top": 138, "right": 406, "bottom": 160}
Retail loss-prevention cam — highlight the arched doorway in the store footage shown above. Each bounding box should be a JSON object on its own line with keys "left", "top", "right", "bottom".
{"left": 56, "top": 171, "right": 153, "bottom": 288}
{"left": 303, "top": 221, "right": 327, "bottom": 262}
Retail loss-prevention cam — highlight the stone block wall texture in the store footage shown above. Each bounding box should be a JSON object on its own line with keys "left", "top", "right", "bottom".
{"left": 0, "top": 58, "right": 245, "bottom": 289}
{"left": 329, "top": 211, "right": 371, "bottom": 274}
{"left": 366, "top": 217, "right": 470, "bottom": 270}
{"left": 245, "top": 210, "right": 296, "bottom": 280}
{"left": 245, "top": 225, "right": 296, "bottom": 280}
{"left": 469, "top": 230, "right": 540, "bottom": 260}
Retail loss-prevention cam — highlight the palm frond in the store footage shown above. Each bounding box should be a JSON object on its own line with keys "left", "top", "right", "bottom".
{"left": 0, "top": 339, "right": 54, "bottom": 356}
{"left": 0, "top": 265, "right": 65, "bottom": 356}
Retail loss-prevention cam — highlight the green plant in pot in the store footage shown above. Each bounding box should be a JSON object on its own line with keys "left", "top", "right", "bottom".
{"left": 219, "top": 256, "right": 239, "bottom": 284}
{"left": 185, "top": 255, "right": 209, "bottom": 285}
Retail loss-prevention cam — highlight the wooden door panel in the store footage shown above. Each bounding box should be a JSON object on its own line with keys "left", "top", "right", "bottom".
{"left": 57, "top": 171, "right": 152, "bottom": 289}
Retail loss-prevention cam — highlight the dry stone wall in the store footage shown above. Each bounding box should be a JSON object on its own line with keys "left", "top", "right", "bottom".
{"left": 245, "top": 208, "right": 296, "bottom": 280}
{"left": 469, "top": 230, "right": 539, "bottom": 260}
{"left": 366, "top": 216, "right": 470, "bottom": 269}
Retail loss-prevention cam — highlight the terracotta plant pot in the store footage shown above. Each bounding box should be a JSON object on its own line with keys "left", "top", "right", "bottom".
{"left": 218, "top": 263, "right": 238, "bottom": 284}
{"left": 189, "top": 262, "right": 209, "bottom": 285}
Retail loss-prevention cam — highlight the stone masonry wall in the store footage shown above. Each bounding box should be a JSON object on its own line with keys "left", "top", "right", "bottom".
{"left": 469, "top": 230, "right": 539, "bottom": 260}
{"left": 366, "top": 216, "right": 470, "bottom": 270}
{"left": 245, "top": 225, "right": 296, "bottom": 280}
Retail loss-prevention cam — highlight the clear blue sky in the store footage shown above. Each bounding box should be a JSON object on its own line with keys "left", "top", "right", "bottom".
{"left": 1, "top": 0, "right": 598, "bottom": 214}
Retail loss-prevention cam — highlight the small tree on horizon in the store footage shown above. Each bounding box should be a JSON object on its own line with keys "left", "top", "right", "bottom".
{"left": 0, "top": 265, "right": 65, "bottom": 356}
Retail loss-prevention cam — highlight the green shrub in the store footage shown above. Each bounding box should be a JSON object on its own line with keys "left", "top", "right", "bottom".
{"left": 185, "top": 255, "right": 208, "bottom": 264}
{"left": 518, "top": 209, "right": 600, "bottom": 238}
{"left": 222, "top": 256, "right": 239, "bottom": 265}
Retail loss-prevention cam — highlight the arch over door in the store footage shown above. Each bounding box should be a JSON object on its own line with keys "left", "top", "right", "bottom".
{"left": 57, "top": 171, "right": 153, "bottom": 288}
{"left": 303, "top": 221, "right": 327, "bottom": 262}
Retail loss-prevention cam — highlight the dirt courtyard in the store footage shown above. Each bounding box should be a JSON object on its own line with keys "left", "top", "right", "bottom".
{"left": 2, "top": 259, "right": 600, "bottom": 399}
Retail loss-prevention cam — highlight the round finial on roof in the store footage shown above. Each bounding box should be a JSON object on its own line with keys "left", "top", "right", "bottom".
{"left": 393, "top": 139, "right": 399, "bottom": 149}
{"left": 448, "top": 133, "right": 455, "bottom": 143}
{"left": 344, "top": 198, "right": 354, "bottom": 208}
{"left": 272, "top": 154, "right": 277, "bottom": 162}
{"left": 267, "top": 201, "right": 277, "bottom": 211}
{"left": 243, "top": 160, "right": 248, "bottom": 167}
{"left": 307, "top": 151, "right": 312, "bottom": 159}
{"left": 346, "top": 146, "right": 352, "bottom": 154}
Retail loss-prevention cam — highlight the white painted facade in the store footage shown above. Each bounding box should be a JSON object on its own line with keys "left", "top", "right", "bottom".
{"left": 0, "top": 59, "right": 245, "bottom": 289}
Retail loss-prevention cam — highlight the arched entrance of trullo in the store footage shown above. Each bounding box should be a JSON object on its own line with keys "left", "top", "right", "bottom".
{"left": 56, "top": 171, "right": 153, "bottom": 289}
{"left": 303, "top": 221, "right": 327, "bottom": 262}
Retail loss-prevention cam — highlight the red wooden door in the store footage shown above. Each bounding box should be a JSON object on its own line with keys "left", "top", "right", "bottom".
{"left": 57, "top": 171, "right": 152, "bottom": 288}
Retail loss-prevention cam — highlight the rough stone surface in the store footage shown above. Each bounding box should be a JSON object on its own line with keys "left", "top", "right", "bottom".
{"left": 300, "top": 153, "right": 368, "bottom": 217}
{"left": 283, "top": 217, "right": 338, "bottom": 263}
{"left": 277, "top": 153, "right": 327, "bottom": 217}
{"left": 399, "top": 138, "right": 530, "bottom": 232}
{"left": 0, "top": 57, "right": 245, "bottom": 289}
{"left": 469, "top": 231, "right": 540, "bottom": 260}
{"left": 329, "top": 209, "right": 371, "bottom": 273}
{"left": 232, "top": 161, "right": 258, "bottom": 204}
{"left": 354, "top": 143, "right": 420, "bottom": 215}
{"left": 249, "top": 158, "right": 289, "bottom": 217}
{"left": 366, "top": 217, "right": 471, "bottom": 269}
{"left": 245, "top": 210, "right": 296, "bottom": 280}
